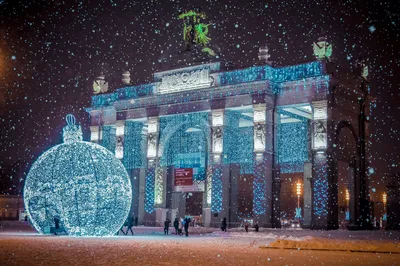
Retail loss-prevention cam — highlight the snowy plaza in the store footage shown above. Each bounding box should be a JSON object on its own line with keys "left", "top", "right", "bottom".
{"left": 1, "top": 221, "right": 400, "bottom": 265}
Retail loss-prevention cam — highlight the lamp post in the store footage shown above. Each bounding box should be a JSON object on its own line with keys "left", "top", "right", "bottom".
{"left": 345, "top": 188, "right": 350, "bottom": 221}
{"left": 382, "top": 192, "right": 387, "bottom": 212}
{"left": 296, "top": 182, "right": 302, "bottom": 209}
{"left": 295, "top": 181, "right": 302, "bottom": 220}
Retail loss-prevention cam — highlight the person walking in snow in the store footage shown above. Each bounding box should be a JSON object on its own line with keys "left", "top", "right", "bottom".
{"left": 221, "top": 217, "right": 227, "bottom": 232}
{"left": 173, "top": 218, "right": 179, "bottom": 235}
{"left": 184, "top": 217, "right": 191, "bottom": 237}
{"left": 134, "top": 216, "right": 138, "bottom": 227}
{"left": 254, "top": 223, "right": 259, "bottom": 232}
{"left": 125, "top": 215, "right": 134, "bottom": 235}
{"left": 164, "top": 219, "right": 171, "bottom": 235}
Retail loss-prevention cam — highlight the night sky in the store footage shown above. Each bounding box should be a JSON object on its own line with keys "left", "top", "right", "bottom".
{"left": 0, "top": 0, "right": 398, "bottom": 197}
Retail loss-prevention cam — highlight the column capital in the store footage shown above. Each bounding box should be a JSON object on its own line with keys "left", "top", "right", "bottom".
{"left": 147, "top": 116, "right": 159, "bottom": 134}
{"left": 211, "top": 109, "right": 224, "bottom": 127}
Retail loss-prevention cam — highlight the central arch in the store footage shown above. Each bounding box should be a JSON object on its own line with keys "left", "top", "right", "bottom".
{"left": 333, "top": 120, "right": 359, "bottom": 229}
{"left": 156, "top": 112, "right": 212, "bottom": 223}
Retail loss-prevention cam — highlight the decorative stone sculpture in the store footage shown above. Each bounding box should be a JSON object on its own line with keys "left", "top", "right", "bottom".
{"left": 121, "top": 71, "right": 131, "bottom": 85}
{"left": 93, "top": 74, "right": 109, "bottom": 94}
{"left": 212, "top": 127, "right": 223, "bottom": 153}
{"left": 254, "top": 123, "right": 266, "bottom": 152}
{"left": 313, "top": 36, "right": 332, "bottom": 60}
{"left": 258, "top": 45, "right": 272, "bottom": 65}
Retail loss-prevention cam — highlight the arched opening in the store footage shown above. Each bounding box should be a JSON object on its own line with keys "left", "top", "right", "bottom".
{"left": 158, "top": 113, "right": 210, "bottom": 225}
{"left": 334, "top": 121, "right": 358, "bottom": 229}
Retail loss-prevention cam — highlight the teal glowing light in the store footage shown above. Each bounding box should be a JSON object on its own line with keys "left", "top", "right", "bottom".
{"left": 313, "top": 155, "right": 328, "bottom": 217}
{"left": 144, "top": 168, "right": 155, "bottom": 213}
{"left": 24, "top": 115, "right": 132, "bottom": 236}
{"left": 123, "top": 121, "right": 146, "bottom": 170}
{"left": 101, "top": 125, "right": 116, "bottom": 152}
{"left": 223, "top": 109, "right": 254, "bottom": 173}
{"left": 277, "top": 121, "right": 309, "bottom": 173}
{"left": 211, "top": 166, "right": 223, "bottom": 213}
{"left": 253, "top": 157, "right": 267, "bottom": 215}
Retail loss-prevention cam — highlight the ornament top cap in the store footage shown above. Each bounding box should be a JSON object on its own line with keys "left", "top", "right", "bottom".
{"left": 63, "top": 114, "right": 83, "bottom": 143}
{"left": 66, "top": 114, "right": 76, "bottom": 127}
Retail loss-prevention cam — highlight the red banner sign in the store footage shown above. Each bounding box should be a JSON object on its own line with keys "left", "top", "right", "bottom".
{"left": 174, "top": 168, "right": 193, "bottom": 186}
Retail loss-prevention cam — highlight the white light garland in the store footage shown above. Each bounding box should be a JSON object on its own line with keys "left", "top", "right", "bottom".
{"left": 24, "top": 115, "right": 132, "bottom": 236}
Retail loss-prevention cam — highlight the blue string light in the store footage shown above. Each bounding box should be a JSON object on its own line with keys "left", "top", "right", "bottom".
{"left": 253, "top": 157, "right": 267, "bottom": 215}
{"left": 313, "top": 155, "right": 328, "bottom": 217}
{"left": 24, "top": 115, "right": 132, "bottom": 236}
{"left": 211, "top": 166, "right": 223, "bottom": 213}
{"left": 223, "top": 110, "right": 254, "bottom": 173}
{"left": 101, "top": 125, "right": 116, "bottom": 153}
{"left": 277, "top": 121, "right": 309, "bottom": 173}
{"left": 123, "top": 121, "right": 146, "bottom": 170}
{"left": 144, "top": 168, "right": 155, "bottom": 213}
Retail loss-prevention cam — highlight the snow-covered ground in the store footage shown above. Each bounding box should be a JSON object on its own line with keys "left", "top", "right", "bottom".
{"left": 1, "top": 221, "right": 399, "bottom": 265}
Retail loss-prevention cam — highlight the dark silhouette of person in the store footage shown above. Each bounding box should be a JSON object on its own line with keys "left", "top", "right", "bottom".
{"left": 24, "top": 214, "right": 28, "bottom": 222}
{"left": 125, "top": 215, "right": 134, "bottom": 235}
{"left": 164, "top": 219, "right": 171, "bottom": 235}
{"left": 254, "top": 223, "right": 259, "bottom": 232}
{"left": 245, "top": 224, "right": 249, "bottom": 232}
{"left": 221, "top": 218, "right": 227, "bottom": 232}
{"left": 184, "top": 217, "right": 191, "bottom": 237}
{"left": 173, "top": 218, "right": 179, "bottom": 235}
{"left": 134, "top": 216, "right": 138, "bottom": 227}
{"left": 54, "top": 216, "right": 60, "bottom": 235}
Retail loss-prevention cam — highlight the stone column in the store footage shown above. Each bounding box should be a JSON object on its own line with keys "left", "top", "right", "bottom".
{"left": 252, "top": 104, "right": 271, "bottom": 227}
{"left": 207, "top": 109, "right": 225, "bottom": 227}
{"left": 146, "top": 116, "right": 167, "bottom": 226}
{"left": 90, "top": 126, "right": 100, "bottom": 143}
{"left": 144, "top": 117, "right": 159, "bottom": 224}
{"left": 272, "top": 109, "right": 281, "bottom": 228}
{"left": 311, "top": 100, "right": 331, "bottom": 229}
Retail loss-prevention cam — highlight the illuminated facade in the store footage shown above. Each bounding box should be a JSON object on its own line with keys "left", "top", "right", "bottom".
{"left": 86, "top": 52, "right": 374, "bottom": 229}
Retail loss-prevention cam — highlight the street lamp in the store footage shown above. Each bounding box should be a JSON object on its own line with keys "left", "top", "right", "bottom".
{"left": 382, "top": 192, "right": 387, "bottom": 212}
{"left": 345, "top": 188, "right": 350, "bottom": 221}
{"left": 295, "top": 181, "right": 302, "bottom": 220}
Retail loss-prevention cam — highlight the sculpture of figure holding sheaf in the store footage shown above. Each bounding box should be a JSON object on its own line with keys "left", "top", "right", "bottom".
{"left": 314, "top": 120, "right": 327, "bottom": 148}
{"left": 254, "top": 124, "right": 266, "bottom": 151}
{"left": 115, "top": 136, "right": 124, "bottom": 159}
{"left": 213, "top": 127, "right": 223, "bottom": 153}
{"left": 148, "top": 133, "right": 157, "bottom": 157}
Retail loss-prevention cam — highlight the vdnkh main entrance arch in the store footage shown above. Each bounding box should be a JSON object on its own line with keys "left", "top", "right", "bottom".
{"left": 87, "top": 54, "right": 374, "bottom": 230}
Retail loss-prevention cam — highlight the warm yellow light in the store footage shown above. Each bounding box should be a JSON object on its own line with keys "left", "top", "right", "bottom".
{"left": 345, "top": 189, "right": 350, "bottom": 202}
{"left": 382, "top": 193, "right": 387, "bottom": 204}
{"left": 296, "top": 182, "right": 302, "bottom": 196}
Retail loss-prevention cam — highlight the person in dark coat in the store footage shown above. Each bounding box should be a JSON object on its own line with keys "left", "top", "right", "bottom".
{"left": 184, "top": 217, "right": 191, "bottom": 237}
{"left": 173, "top": 218, "right": 179, "bottom": 235}
{"left": 125, "top": 215, "right": 134, "bottom": 235}
{"left": 134, "top": 216, "right": 138, "bottom": 227}
{"left": 164, "top": 219, "right": 171, "bottom": 235}
{"left": 53, "top": 216, "right": 60, "bottom": 235}
{"left": 221, "top": 218, "right": 227, "bottom": 232}
{"left": 245, "top": 224, "right": 249, "bottom": 232}
{"left": 254, "top": 223, "right": 259, "bottom": 232}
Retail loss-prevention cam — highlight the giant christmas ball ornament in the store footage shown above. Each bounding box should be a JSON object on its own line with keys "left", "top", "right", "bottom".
{"left": 24, "top": 115, "right": 132, "bottom": 236}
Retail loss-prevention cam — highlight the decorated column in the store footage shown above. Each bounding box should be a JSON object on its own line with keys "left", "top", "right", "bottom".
{"left": 311, "top": 100, "right": 330, "bottom": 229}
{"left": 145, "top": 117, "right": 166, "bottom": 225}
{"left": 252, "top": 104, "right": 271, "bottom": 226}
